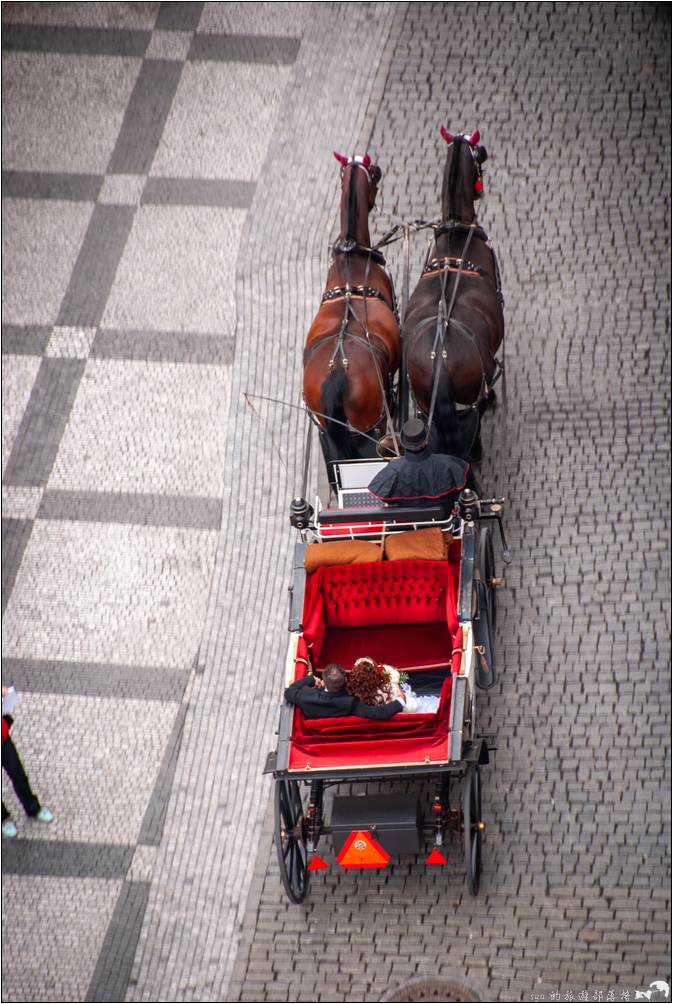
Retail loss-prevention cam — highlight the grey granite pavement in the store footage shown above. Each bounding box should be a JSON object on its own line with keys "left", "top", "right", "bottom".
{"left": 1, "top": 3, "right": 670, "bottom": 1004}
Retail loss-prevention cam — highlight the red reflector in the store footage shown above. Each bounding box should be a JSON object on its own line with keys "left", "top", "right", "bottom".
{"left": 426, "top": 849, "right": 448, "bottom": 865}
{"left": 308, "top": 854, "right": 329, "bottom": 871}
{"left": 337, "top": 830, "right": 390, "bottom": 869}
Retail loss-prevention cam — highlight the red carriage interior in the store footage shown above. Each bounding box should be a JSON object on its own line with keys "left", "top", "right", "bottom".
{"left": 288, "top": 550, "right": 463, "bottom": 770}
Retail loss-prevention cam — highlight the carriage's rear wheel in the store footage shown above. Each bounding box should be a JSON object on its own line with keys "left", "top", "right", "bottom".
{"left": 274, "top": 780, "right": 309, "bottom": 904}
{"left": 463, "top": 764, "right": 483, "bottom": 896}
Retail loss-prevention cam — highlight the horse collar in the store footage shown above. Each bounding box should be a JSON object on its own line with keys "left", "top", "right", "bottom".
{"left": 332, "top": 239, "right": 386, "bottom": 265}
{"left": 435, "top": 221, "right": 488, "bottom": 242}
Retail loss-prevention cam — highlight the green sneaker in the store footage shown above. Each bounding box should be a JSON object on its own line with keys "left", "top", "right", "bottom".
{"left": 2, "top": 819, "right": 17, "bottom": 838}
{"left": 36, "top": 807, "right": 54, "bottom": 824}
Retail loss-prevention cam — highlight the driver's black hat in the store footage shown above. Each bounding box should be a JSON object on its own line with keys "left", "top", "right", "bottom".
{"left": 400, "top": 417, "right": 428, "bottom": 453}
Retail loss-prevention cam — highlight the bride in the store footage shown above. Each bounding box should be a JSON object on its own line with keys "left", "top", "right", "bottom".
{"left": 347, "top": 657, "right": 440, "bottom": 714}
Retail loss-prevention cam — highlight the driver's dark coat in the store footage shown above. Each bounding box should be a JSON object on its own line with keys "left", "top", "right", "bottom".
{"left": 284, "top": 676, "right": 403, "bottom": 720}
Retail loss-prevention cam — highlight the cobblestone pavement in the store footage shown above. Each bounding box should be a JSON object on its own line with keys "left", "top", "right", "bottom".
{"left": 1, "top": 3, "right": 669, "bottom": 1004}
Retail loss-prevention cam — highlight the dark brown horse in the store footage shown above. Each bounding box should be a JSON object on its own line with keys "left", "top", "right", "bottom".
{"left": 303, "top": 154, "right": 400, "bottom": 464}
{"left": 402, "top": 128, "right": 504, "bottom": 458}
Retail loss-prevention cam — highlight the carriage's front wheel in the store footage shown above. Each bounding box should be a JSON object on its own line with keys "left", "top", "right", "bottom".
{"left": 463, "top": 764, "right": 483, "bottom": 896}
{"left": 274, "top": 780, "right": 309, "bottom": 904}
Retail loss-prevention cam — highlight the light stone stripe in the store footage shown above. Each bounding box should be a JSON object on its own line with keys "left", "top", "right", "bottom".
{"left": 1, "top": 324, "right": 51, "bottom": 356}
{"left": 1, "top": 657, "right": 189, "bottom": 703}
{"left": 92, "top": 327, "right": 235, "bottom": 365}
{"left": 1, "top": 23, "right": 150, "bottom": 56}
{"left": 85, "top": 881, "right": 151, "bottom": 1004}
{"left": 1, "top": 839, "right": 133, "bottom": 880}
{"left": 56, "top": 206, "right": 135, "bottom": 327}
{"left": 156, "top": 1, "right": 205, "bottom": 32}
{"left": 1, "top": 518, "right": 33, "bottom": 614}
{"left": 107, "top": 60, "right": 185, "bottom": 176}
{"left": 137, "top": 703, "right": 188, "bottom": 847}
{"left": 188, "top": 31, "right": 300, "bottom": 64}
{"left": 37, "top": 489, "right": 223, "bottom": 530}
{"left": 142, "top": 176, "right": 256, "bottom": 209}
{"left": 2, "top": 170, "right": 103, "bottom": 202}
{"left": 3, "top": 358, "right": 85, "bottom": 487}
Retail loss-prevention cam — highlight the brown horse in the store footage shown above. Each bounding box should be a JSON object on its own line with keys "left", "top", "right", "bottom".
{"left": 303, "top": 154, "right": 400, "bottom": 465}
{"left": 402, "top": 128, "right": 504, "bottom": 458}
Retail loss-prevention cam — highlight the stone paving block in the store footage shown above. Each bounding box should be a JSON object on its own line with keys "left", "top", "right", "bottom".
{"left": 2, "top": 2, "right": 160, "bottom": 30}
{"left": 97, "top": 173, "right": 146, "bottom": 205}
{"left": 198, "top": 3, "right": 306, "bottom": 37}
{"left": 45, "top": 326, "right": 97, "bottom": 359}
{"left": 1, "top": 874, "right": 121, "bottom": 1003}
{"left": 1, "top": 52, "right": 142, "bottom": 173}
{"left": 1, "top": 691, "right": 177, "bottom": 846}
{"left": 2, "top": 520, "right": 218, "bottom": 668}
{"left": 1, "top": 199, "right": 93, "bottom": 326}
{"left": 151, "top": 62, "right": 293, "bottom": 181}
{"left": 48, "top": 359, "right": 230, "bottom": 497}
{"left": 102, "top": 205, "right": 246, "bottom": 334}
{"left": 1, "top": 353, "right": 41, "bottom": 475}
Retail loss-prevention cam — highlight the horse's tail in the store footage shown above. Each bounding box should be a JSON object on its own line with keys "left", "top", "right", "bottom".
{"left": 433, "top": 364, "right": 479, "bottom": 460}
{"left": 320, "top": 367, "right": 350, "bottom": 458}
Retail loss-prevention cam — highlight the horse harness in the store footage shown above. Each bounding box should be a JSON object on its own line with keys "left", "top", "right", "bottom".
{"left": 422, "top": 221, "right": 504, "bottom": 306}
{"left": 321, "top": 284, "right": 388, "bottom": 305}
{"left": 306, "top": 241, "right": 398, "bottom": 435}
{"left": 417, "top": 220, "right": 504, "bottom": 424}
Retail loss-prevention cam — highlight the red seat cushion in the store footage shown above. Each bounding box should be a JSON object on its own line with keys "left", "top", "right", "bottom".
{"left": 302, "top": 558, "right": 460, "bottom": 666}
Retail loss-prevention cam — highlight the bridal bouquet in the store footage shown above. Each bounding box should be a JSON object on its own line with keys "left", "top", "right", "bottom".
{"left": 380, "top": 664, "right": 408, "bottom": 685}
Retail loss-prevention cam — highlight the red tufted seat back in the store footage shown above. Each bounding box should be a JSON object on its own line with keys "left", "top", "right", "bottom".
{"left": 317, "top": 559, "right": 453, "bottom": 629}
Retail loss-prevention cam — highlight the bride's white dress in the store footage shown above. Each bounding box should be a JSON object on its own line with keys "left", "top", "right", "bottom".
{"left": 399, "top": 682, "right": 440, "bottom": 715}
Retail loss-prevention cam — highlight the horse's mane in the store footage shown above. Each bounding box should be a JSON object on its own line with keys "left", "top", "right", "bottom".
{"left": 443, "top": 138, "right": 462, "bottom": 219}
{"left": 346, "top": 165, "right": 358, "bottom": 240}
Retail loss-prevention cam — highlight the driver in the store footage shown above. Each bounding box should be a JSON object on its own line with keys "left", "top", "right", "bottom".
{"left": 368, "top": 417, "right": 470, "bottom": 509}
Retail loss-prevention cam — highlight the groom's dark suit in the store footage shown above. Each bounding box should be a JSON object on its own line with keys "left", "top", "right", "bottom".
{"left": 284, "top": 676, "right": 403, "bottom": 720}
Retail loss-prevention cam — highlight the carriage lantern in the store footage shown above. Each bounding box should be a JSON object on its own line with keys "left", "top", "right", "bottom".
{"left": 289, "top": 497, "right": 314, "bottom": 530}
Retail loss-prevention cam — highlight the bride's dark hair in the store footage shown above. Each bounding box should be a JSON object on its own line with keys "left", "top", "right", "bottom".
{"left": 346, "top": 657, "right": 393, "bottom": 706}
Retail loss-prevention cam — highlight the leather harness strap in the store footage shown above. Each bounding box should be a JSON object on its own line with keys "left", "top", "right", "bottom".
{"left": 321, "top": 284, "right": 389, "bottom": 305}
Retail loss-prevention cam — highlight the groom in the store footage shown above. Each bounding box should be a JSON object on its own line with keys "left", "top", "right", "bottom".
{"left": 284, "top": 663, "right": 404, "bottom": 720}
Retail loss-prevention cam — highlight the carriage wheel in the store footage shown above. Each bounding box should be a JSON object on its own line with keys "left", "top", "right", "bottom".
{"left": 479, "top": 525, "right": 497, "bottom": 634}
{"left": 274, "top": 780, "right": 309, "bottom": 904}
{"left": 463, "top": 764, "right": 483, "bottom": 896}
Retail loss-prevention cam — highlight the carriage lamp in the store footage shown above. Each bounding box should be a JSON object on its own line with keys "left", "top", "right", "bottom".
{"left": 290, "top": 497, "right": 314, "bottom": 529}
{"left": 459, "top": 488, "right": 479, "bottom": 522}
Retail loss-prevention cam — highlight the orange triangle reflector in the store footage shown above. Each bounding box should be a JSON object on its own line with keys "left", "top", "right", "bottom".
{"left": 426, "top": 848, "right": 448, "bottom": 865}
{"left": 308, "top": 854, "right": 329, "bottom": 871}
{"left": 337, "top": 830, "right": 390, "bottom": 869}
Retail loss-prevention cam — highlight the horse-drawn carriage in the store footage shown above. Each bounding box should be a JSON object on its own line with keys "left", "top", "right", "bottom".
{"left": 264, "top": 465, "right": 505, "bottom": 903}
{"left": 263, "top": 126, "right": 508, "bottom": 903}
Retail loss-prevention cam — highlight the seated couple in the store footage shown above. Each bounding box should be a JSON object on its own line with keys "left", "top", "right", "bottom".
{"left": 284, "top": 657, "right": 441, "bottom": 720}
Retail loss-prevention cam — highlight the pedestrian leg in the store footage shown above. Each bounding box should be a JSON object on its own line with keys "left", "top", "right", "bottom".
{"left": 1, "top": 737, "right": 40, "bottom": 817}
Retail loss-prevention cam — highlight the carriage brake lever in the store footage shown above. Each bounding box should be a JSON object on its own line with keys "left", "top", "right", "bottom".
{"left": 482, "top": 499, "right": 511, "bottom": 564}
{"left": 460, "top": 491, "right": 512, "bottom": 564}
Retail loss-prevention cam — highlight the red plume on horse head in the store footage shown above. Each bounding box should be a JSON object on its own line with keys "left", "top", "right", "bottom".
{"left": 333, "top": 152, "right": 373, "bottom": 168}
{"left": 439, "top": 126, "right": 480, "bottom": 147}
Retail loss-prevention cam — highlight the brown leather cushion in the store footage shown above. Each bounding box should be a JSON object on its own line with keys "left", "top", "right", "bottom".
{"left": 304, "top": 540, "right": 382, "bottom": 573}
{"left": 383, "top": 527, "right": 447, "bottom": 562}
